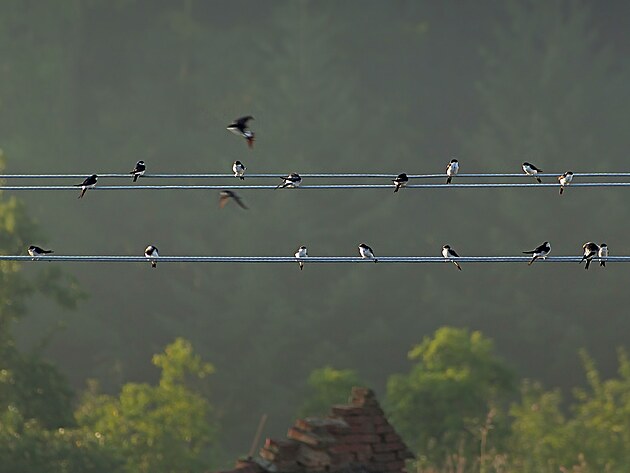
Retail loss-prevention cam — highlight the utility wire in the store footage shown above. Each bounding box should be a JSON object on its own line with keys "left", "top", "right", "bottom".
{"left": 2, "top": 183, "right": 630, "bottom": 191}
{"left": 0, "top": 255, "right": 622, "bottom": 263}
{"left": 2, "top": 172, "right": 630, "bottom": 179}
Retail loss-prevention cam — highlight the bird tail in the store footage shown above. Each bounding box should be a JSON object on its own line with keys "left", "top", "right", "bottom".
{"left": 585, "top": 259, "right": 591, "bottom": 270}
{"left": 446, "top": 176, "right": 452, "bottom": 184}
{"left": 453, "top": 261, "right": 462, "bottom": 271}
{"left": 600, "top": 261, "right": 606, "bottom": 267}
{"left": 536, "top": 176, "right": 542, "bottom": 184}
{"left": 133, "top": 174, "right": 138, "bottom": 182}
{"left": 559, "top": 186, "right": 564, "bottom": 195}
{"left": 78, "top": 188, "right": 86, "bottom": 199}
{"left": 528, "top": 255, "right": 538, "bottom": 266}
{"left": 151, "top": 261, "right": 157, "bottom": 269}
{"left": 240, "top": 176, "right": 244, "bottom": 180}
{"left": 393, "top": 184, "right": 399, "bottom": 193}
{"left": 299, "top": 262, "right": 304, "bottom": 270}
{"left": 374, "top": 258, "right": 378, "bottom": 263}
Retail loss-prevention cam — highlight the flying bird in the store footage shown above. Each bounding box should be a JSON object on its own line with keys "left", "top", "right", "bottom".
{"left": 599, "top": 243, "right": 608, "bottom": 267}
{"left": 144, "top": 245, "right": 159, "bottom": 269}
{"left": 446, "top": 159, "right": 459, "bottom": 184}
{"left": 227, "top": 115, "right": 255, "bottom": 148}
{"left": 522, "top": 162, "right": 543, "bottom": 183}
{"left": 295, "top": 246, "right": 308, "bottom": 270}
{"left": 232, "top": 160, "right": 246, "bottom": 180}
{"left": 558, "top": 171, "right": 574, "bottom": 195}
{"left": 523, "top": 241, "right": 551, "bottom": 265}
{"left": 75, "top": 174, "right": 98, "bottom": 199}
{"left": 275, "top": 173, "right": 302, "bottom": 189}
{"left": 580, "top": 242, "right": 600, "bottom": 270}
{"left": 219, "top": 190, "right": 248, "bottom": 209}
{"left": 358, "top": 243, "right": 377, "bottom": 262}
{"left": 442, "top": 245, "right": 462, "bottom": 271}
{"left": 130, "top": 160, "right": 146, "bottom": 182}
{"left": 28, "top": 245, "right": 53, "bottom": 260}
{"left": 392, "top": 173, "right": 409, "bottom": 193}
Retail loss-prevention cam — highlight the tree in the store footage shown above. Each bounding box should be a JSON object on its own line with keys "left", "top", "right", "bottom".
{"left": 298, "top": 366, "right": 363, "bottom": 417}
{"left": 386, "top": 327, "right": 514, "bottom": 468}
{"left": 76, "top": 338, "right": 219, "bottom": 473}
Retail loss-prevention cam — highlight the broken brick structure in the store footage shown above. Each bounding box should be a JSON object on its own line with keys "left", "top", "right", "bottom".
{"left": 218, "top": 387, "right": 413, "bottom": 473}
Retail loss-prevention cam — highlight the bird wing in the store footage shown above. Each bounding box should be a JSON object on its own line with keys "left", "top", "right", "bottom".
{"left": 232, "top": 194, "right": 248, "bottom": 210}
{"left": 236, "top": 116, "right": 253, "bottom": 127}
{"left": 450, "top": 249, "right": 460, "bottom": 257}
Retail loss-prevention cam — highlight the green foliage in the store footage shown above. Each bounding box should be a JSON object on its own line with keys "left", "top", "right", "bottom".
{"left": 298, "top": 366, "right": 363, "bottom": 417}
{"left": 76, "top": 338, "right": 218, "bottom": 473}
{"left": 386, "top": 327, "right": 515, "bottom": 467}
{"left": 0, "top": 407, "right": 123, "bottom": 473}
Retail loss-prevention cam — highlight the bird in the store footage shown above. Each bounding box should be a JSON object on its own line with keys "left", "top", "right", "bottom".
{"left": 275, "top": 173, "right": 302, "bottom": 189}
{"left": 219, "top": 190, "right": 248, "bottom": 209}
{"left": 392, "top": 173, "right": 409, "bottom": 193}
{"left": 130, "top": 160, "right": 146, "bottom": 182}
{"left": 523, "top": 241, "right": 551, "bottom": 265}
{"left": 358, "top": 243, "right": 377, "bottom": 262}
{"left": 599, "top": 243, "right": 608, "bottom": 267}
{"left": 227, "top": 116, "right": 255, "bottom": 148}
{"left": 144, "top": 245, "right": 159, "bottom": 268}
{"left": 28, "top": 245, "right": 53, "bottom": 260}
{"left": 522, "top": 162, "right": 543, "bottom": 183}
{"left": 75, "top": 174, "right": 98, "bottom": 199}
{"left": 295, "top": 246, "right": 308, "bottom": 270}
{"left": 446, "top": 159, "right": 459, "bottom": 184}
{"left": 442, "top": 245, "right": 462, "bottom": 271}
{"left": 232, "top": 161, "right": 246, "bottom": 180}
{"left": 558, "top": 171, "right": 574, "bottom": 195}
{"left": 580, "top": 242, "right": 600, "bottom": 270}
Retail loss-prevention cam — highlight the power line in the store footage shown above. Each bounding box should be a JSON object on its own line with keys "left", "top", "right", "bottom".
{"left": 1, "top": 172, "right": 630, "bottom": 180}
{"left": 2, "top": 183, "right": 630, "bottom": 191}
{"left": 0, "top": 255, "right": 621, "bottom": 263}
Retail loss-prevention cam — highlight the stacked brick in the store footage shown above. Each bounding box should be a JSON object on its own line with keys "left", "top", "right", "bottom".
{"left": 217, "top": 387, "right": 413, "bottom": 473}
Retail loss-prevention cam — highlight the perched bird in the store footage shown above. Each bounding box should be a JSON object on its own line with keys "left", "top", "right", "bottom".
{"left": 523, "top": 241, "right": 551, "bottom": 265}
{"left": 599, "top": 243, "right": 608, "bottom": 267}
{"left": 219, "top": 190, "right": 248, "bottom": 209}
{"left": 522, "top": 162, "right": 543, "bottom": 183}
{"left": 130, "top": 160, "right": 146, "bottom": 182}
{"left": 442, "top": 245, "right": 462, "bottom": 271}
{"left": 558, "top": 171, "right": 574, "bottom": 195}
{"left": 358, "top": 243, "right": 377, "bottom": 262}
{"left": 144, "top": 245, "right": 159, "bottom": 269}
{"left": 580, "top": 242, "right": 600, "bottom": 270}
{"left": 227, "top": 115, "right": 255, "bottom": 148}
{"left": 392, "top": 173, "right": 409, "bottom": 193}
{"left": 294, "top": 246, "right": 308, "bottom": 270}
{"left": 446, "top": 159, "right": 459, "bottom": 184}
{"left": 75, "top": 174, "right": 98, "bottom": 199}
{"left": 28, "top": 245, "right": 53, "bottom": 260}
{"left": 232, "top": 160, "right": 246, "bottom": 180}
{"left": 275, "top": 173, "right": 302, "bottom": 189}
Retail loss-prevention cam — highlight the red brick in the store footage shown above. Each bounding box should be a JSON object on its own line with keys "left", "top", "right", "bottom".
{"left": 372, "top": 452, "right": 397, "bottom": 462}
{"left": 375, "top": 424, "right": 395, "bottom": 434}
{"left": 372, "top": 442, "right": 405, "bottom": 453}
{"left": 329, "top": 443, "right": 372, "bottom": 455}
{"left": 349, "top": 423, "right": 376, "bottom": 434}
{"left": 383, "top": 433, "right": 402, "bottom": 443}
{"left": 264, "top": 438, "right": 299, "bottom": 454}
{"left": 331, "top": 405, "right": 366, "bottom": 416}
{"left": 397, "top": 449, "right": 415, "bottom": 460}
{"left": 287, "top": 427, "right": 333, "bottom": 447}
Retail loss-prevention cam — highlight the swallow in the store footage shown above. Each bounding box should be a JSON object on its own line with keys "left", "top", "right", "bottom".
{"left": 446, "top": 159, "right": 459, "bottom": 184}
{"left": 295, "top": 245, "right": 308, "bottom": 270}
{"left": 522, "top": 162, "right": 542, "bottom": 183}
{"left": 275, "top": 173, "right": 302, "bottom": 189}
{"left": 558, "top": 171, "right": 574, "bottom": 195}
{"left": 598, "top": 243, "right": 608, "bottom": 267}
{"left": 219, "top": 190, "right": 248, "bottom": 209}
{"left": 442, "top": 245, "right": 462, "bottom": 271}
{"left": 392, "top": 173, "right": 409, "bottom": 193}
{"left": 75, "top": 174, "right": 98, "bottom": 199}
{"left": 233, "top": 160, "right": 246, "bottom": 180}
{"left": 144, "top": 245, "right": 159, "bottom": 268}
{"left": 523, "top": 241, "right": 551, "bottom": 265}
{"left": 580, "top": 242, "right": 599, "bottom": 270}
{"left": 130, "top": 160, "right": 146, "bottom": 182}
{"left": 227, "top": 116, "right": 255, "bottom": 148}
{"left": 358, "top": 243, "right": 377, "bottom": 262}
{"left": 28, "top": 245, "right": 54, "bottom": 260}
